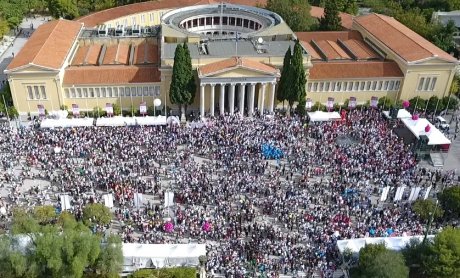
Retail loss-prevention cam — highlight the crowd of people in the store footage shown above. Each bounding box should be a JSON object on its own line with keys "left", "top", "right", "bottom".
{"left": 0, "top": 108, "right": 457, "bottom": 278}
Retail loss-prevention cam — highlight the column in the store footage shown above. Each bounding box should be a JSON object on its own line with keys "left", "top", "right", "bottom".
{"left": 269, "top": 82, "right": 276, "bottom": 113}
{"left": 210, "top": 84, "right": 215, "bottom": 117}
{"left": 239, "top": 83, "right": 246, "bottom": 116}
{"left": 200, "top": 84, "right": 205, "bottom": 118}
{"left": 248, "top": 83, "right": 255, "bottom": 117}
{"left": 259, "top": 83, "right": 266, "bottom": 115}
{"left": 229, "top": 83, "right": 235, "bottom": 114}
{"left": 219, "top": 83, "right": 225, "bottom": 115}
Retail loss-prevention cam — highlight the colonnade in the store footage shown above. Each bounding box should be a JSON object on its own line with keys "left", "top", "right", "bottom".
{"left": 199, "top": 81, "right": 276, "bottom": 117}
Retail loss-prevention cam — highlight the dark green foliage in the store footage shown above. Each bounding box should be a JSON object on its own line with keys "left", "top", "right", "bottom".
{"left": 285, "top": 41, "right": 306, "bottom": 110}
{"left": 412, "top": 199, "right": 444, "bottom": 222}
{"left": 319, "top": 0, "right": 342, "bottom": 31}
{"left": 355, "top": 244, "right": 409, "bottom": 278}
{"left": 129, "top": 267, "right": 196, "bottom": 278}
{"left": 169, "top": 43, "right": 196, "bottom": 114}
{"left": 438, "top": 187, "right": 460, "bottom": 220}
{"left": 265, "top": 0, "right": 315, "bottom": 31}
{"left": 83, "top": 203, "right": 113, "bottom": 228}
{"left": 277, "top": 46, "right": 291, "bottom": 103}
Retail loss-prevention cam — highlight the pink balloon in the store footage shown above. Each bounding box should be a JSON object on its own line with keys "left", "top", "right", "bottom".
{"left": 412, "top": 114, "right": 419, "bottom": 120}
{"left": 402, "top": 100, "right": 410, "bottom": 108}
{"left": 425, "top": 125, "right": 431, "bottom": 132}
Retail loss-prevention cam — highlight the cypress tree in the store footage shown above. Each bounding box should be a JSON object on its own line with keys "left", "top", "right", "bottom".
{"left": 182, "top": 42, "right": 196, "bottom": 107}
{"left": 277, "top": 46, "right": 292, "bottom": 107}
{"left": 286, "top": 41, "right": 306, "bottom": 110}
{"left": 170, "top": 44, "right": 185, "bottom": 113}
{"left": 319, "top": 0, "right": 342, "bottom": 31}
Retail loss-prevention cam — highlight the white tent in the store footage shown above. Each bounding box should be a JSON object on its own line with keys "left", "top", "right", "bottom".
{"left": 307, "top": 111, "right": 341, "bottom": 122}
{"left": 401, "top": 118, "right": 451, "bottom": 145}
{"left": 134, "top": 116, "right": 167, "bottom": 126}
{"left": 96, "top": 116, "right": 166, "bottom": 127}
{"left": 337, "top": 235, "right": 435, "bottom": 253}
{"left": 40, "top": 118, "right": 94, "bottom": 128}
{"left": 382, "top": 109, "right": 412, "bottom": 119}
{"left": 122, "top": 244, "right": 206, "bottom": 272}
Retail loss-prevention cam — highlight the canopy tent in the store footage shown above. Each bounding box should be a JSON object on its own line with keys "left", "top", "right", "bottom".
{"left": 96, "top": 116, "right": 166, "bottom": 127}
{"left": 337, "top": 235, "right": 434, "bottom": 253}
{"left": 122, "top": 244, "right": 206, "bottom": 272}
{"left": 307, "top": 111, "right": 341, "bottom": 122}
{"left": 382, "top": 109, "right": 412, "bottom": 119}
{"left": 401, "top": 118, "right": 451, "bottom": 145}
{"left": 40, "top": 118, "right": 94, "bottom": 128}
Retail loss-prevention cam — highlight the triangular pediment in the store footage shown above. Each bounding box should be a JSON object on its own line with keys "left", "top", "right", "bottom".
{"left": 6, "top": 63, "right": 59, "bottom": 73}
{"left": 206, "top": 67, "right": 277, "bottom": 78}
{"left": 411, "top": 56, "right": 459, "bottom": 65}
{"left": 198, "top": 57, "right": 280, "bottom": 78}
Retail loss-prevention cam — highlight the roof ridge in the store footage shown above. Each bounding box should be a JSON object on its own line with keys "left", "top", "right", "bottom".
{"left": 31, "top": 20, "right": 60, "bottom": 66}
{"left": 373, "top": 13, "right": 433, "bottom": 57}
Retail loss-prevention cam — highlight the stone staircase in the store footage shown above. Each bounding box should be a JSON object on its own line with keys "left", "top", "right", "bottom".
{"left": 430, "top": 152, "right": 444, "bottom": 167}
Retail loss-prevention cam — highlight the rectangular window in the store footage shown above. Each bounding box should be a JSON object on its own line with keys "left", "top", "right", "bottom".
{"left": 113, "top": 87, "right": 118, "bottom": 97}
{"left": 89, "top": 88, "right": 95, "bottom": 98}
{"left": 348, "top": 82, "right": 353, "bottom": 91}
{"left": 389, "top": 81, "right": 395, "bottom": 90}
{"left": 119, "top": 87, "right": 124, "bottom": 97}
{"left": 77, "top": 88, "right": 82, "bottom": 98}
{"left": 377, "top": 81, "right": 383, "bottom": 91}
{"left": 395, "top": 81, "right": 401, "bottom": 90}
{"left": 307, "top": 83, "right": 312, "bottom": 92}
{"left": 360, "top": 82, "right": 365, "bottom": 91}
{"left": 324, "top": 82, "right": 330, "bottom": 92}
{"left": 71, "top": 88, "right": 76, "bottom": 98}
{"left": 366, "top": 81, "right": 371, "bottom": 91}
{"left": 150, "top": 13, "right": 154, "bottom": 22}
{"left": 430, "top": 77, "right": 437, "bottom": 91}
{"left": 343, "top": 82, "right": 348, "bottom": 91}
{"left": 383, "top": 81, "right": 389, "bottom": 90}
{"left": 424, "top": 77, "right": 431, "bottom": 91}
{"left": 64, "top": 88, "right": 69, "bottom": 99}
{"left": 132, "top": 17, "right": 136, "bottom": 25}
{"left": 155, "top": 86, "right": 160, "bottom": 96}
{"left": 34, "top": 86, "right": 40, "bottom": 99}
{"left": 143, "top": 86, "right": 149, "bottom": 96}
{"left": 313, "top": 83, "right": 318, "bottom": 92}
{"left": 149, "top": 86, "right": 155, "bottom": 96}
{"left": 131, "top": 87, "right": 136, "bottom": 97}
{"left": 27, "top": 86, "right": 34, "bottom": 99}
{"left": 141, "top": 15, "right": 145, "bottom": 24}
{"left": 125, "top": 87, "right": 131, "bottom": 97}
{"left": 353, "top": 82, "right": 359, "bottom": 91}
{"left": 372, "top": 81, "right": 377, "bottom": 90}
{"left": 39, "top": 86, "right": 46, "bottom": 99}
{"left": 418, "top": 77, "right": 425, "bottom": 91}
{"left": 137, "top": 87, "right": 142, "bottom": 96}
{"left": 95, "top": 88, "right": 100, "bottom": 98}
{"left": 330, "top": 82, "right": 336, "bottom": 92}
{"left": 83, "top": 88, "right": 88, "bottom": 98}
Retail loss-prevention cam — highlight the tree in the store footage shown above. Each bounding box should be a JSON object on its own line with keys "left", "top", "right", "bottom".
{"left": 33, "top": 205, "right": 57, "bottom": 225}
{"left": 378, "top": 96, "right": 394, "bottom": 110}
{"left": 409, "top": 96, "right": 426, "bottom": 112}
{"left": 266, "top": 0, "right": 315, "bottom": 32}
{"left": 412, "top": 199, "right": 444, "bottom": 222}
{"left": 92, "top": 106, "right": 104, "bottom": 118}
{"left": 169, "top": 43, "right": 195, "bottom": 117}
{"left": 183, "top": 43, "right": 196, "bottom": 109}
{"left": 362, "top": 250, "right": 409, "bottom": 278}
{"left": 430, "top": 20, "right": 456, "bottom": 53}
{"left": 319, "top": 0, "right": 342, "bottom": 31}
{"left": 438, "top": 187, "right": 460, "bottom": 220}
{"left": 7, "top": 106, "right": 19, "bottom": 119}
{"left": 95, "top": 235, "right": 123, "bottom": 277}
{"left": 358, "top": 243, "right": 387, "bottom": 270}
{"left": 401, "top": 238, "right": 430, "bottom": 268}
{"left": 277, "top": 46, "right": 292, "bottom": 107}
{"left": 341, "top": 0, "right": 358, "bottom": 15}
{"left": 285, "top": 41, "right": 306, "bottom": 111}
{"left": 422, "top": 227, "right": 460, "bottom": 277}
{"left": 48, "top": 0, "right": 79, "bottom": 19}
{"left": 450, "top": 75, "right": 459, "bottom": 96}
{"left": 93, "top": 0, "right": 116, "bottom": 11}
{"left": 112, "top": 103, "right": 121, "bottom": 116}
{"left": 83, "top": 203, "right": 112, "bottom": 228}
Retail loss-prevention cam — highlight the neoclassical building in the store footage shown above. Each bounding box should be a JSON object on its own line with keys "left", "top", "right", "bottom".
{"left": 4, "top": 0, "right": 459, "bottom": 118}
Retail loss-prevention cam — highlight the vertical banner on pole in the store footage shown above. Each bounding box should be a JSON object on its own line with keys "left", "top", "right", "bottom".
{"left": 72, "top": 104, "right": 80, "bottom": 117}
{"left": 370, "top": 96, "right": 378, "bottom": 108}
{"left": 164, "top": 191, "right": 174, "bottom": 207}
{"left": 105, "top": 103, "right": 113, "bottom": 117}
{"left": 408, "top": 187, "right": 416, "bottom": 202}
{"left": 306, "top": 98, "right": 312, "bottom": 111}
{"left": 37, "top": 104, "right": 45, "bottom": 117}
{"left": 327, "top": 97, "right": 334, "bottom": 111}
{"left": 398, "top": 186, "right": 406, "bottom": 201}
{"left": 394, "top": 187, "right": 401, "bottom": 201}
{"left": 60, "top": 195, "right": 71, "bottom": 211}
{"left": 103, "top": 193, "right": 114, "bottom": 208}
{"left": 424, "top": 186, "right": 432, "bottom": 200}
{"left": 380, "top": 186, "right": 390, "bottom": 202}
{"left": 413, "top": 187, "right": 422, "bottom": 201}
{"left": 349, "top": 97, "right": 357, "bottom": 109}
{"left": 134, "top": 193, "right": 143, "bottom": 208}
{"left": 139, "top": 101, "right": 147, "bottom": 116}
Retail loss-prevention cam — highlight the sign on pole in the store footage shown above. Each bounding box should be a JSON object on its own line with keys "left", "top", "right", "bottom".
{"left": 327, "top": 97, "right": 334, "bottom": 111}
{"left": 349, "top": 97, "right": 357, "bottom": 109}
{"left": 103, "top": 193, "right": 114, "bottom": 208}
{"left": 105, "top": 103, "right": 113, "bottom": 117}
{"left": 370, "top": 96, "right": 378, "bottom": 108}
{"left": 37, "top": 104, "right": 45, "bottom": 117}
{"left": 72, "top": 104, "right": 80, "bottom": 117}
{"left": 139, "top": 102, "right": 147, "bottom": 115}
{"left": 164, "top": 191, "right": 174, "bottom": 207}
{"left": 305, "top": 98, "right": 312, "bottom": 111}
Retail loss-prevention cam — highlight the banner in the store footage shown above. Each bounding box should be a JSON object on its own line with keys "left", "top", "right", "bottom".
{"left": 37, "top": 104, "right": 45, "bottom": 117}
{"left": 305, "top": 98, "right": 312, "bottom": 110}
{"left": 164, "top": 191, "right": 174, "bottom": 207}
{"left": 105, "top": 103, "right": 113, "bottom": 116}
{"left": 424, "top": 186, "right": 432, "bottom": 200}
{"left": 139, "top": 101, "right": 147, "bottom": 115}
{"left": 370, "top": 96, "right": 378, "bottom": 108}
{"left": 103, "top": 193, "right": 114, "bottom": 208}
{"left": 72, "top": 104, "right": 79, "bottom": 116}
{"left": 134, "top": 193, "right": 143, "bottom": 208}
{"left": 380, "top": 186, "right": 390, "bottom": 202}
{"left": 413, "top": 187, "right": 422, "bottom": 202}
{"left": 327, "top": 97, "right": 334, "bottom": 110}
{"left": 60, "top": 195, "right": 71, "bottom": 211}
{"left": 349, "top": 97, "right": 357, "bottom": 109}
{"left": 408, "top": 187, "right": 416, "bottom": 202}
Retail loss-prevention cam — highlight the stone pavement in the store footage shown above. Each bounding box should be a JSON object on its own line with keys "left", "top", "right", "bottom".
{"left": 0, "top": 16, "right": 52, "bottom": 87}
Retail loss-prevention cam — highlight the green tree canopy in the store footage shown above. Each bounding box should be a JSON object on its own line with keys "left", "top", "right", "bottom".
{"left": 422, "top": 227, "right": 460, "bottom": 277}
{"left": 83, "top": 203, "right": 113, "bottom": 228}
{"left": 362, "top": 249, "right": 409, "bottom": 278}
{"left": 438, "top": 187, "right": 460, "bottom": 220}
{"left": 358, "top": 243, "right": 387, "bottom": 270}
{"left": 48, "top": 0, "right": 79, "bottom": 19}
{"left": 266, "top": 0, "right": 315, "bottom": 31}
{"left": 412, "top": 199, "right": 444, "bottom": 222}
{"left": 169, "top": 43, "right": 195, "bottom": 116}
{"left": 277, "top": 46, "right": 292, "bottom": 104}
{"left": 319, "top": 0, "right": 342, "bottom": 31}
{"left": 285, "top": 41, "right": 306, "bottom": 111}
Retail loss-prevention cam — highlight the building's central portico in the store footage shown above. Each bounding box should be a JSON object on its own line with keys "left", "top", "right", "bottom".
{"left": 197, "top": 57, "right": 279, "bottom": 117}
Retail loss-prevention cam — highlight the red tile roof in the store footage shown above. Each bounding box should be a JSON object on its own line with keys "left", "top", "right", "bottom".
{"left": 63, "top": 65, "right": 161, "bottom": 85}
{"left": 77, "top": 0, "right": 267, "bottom": 27}
{"left": 7, "top": 20, "right": 82, "bottom": 71}
{"left": 354, "top": 13, "right": 458, "bottom": 63}
{"left": 198, "top": 57, "right": 279, "bottom": 76}
{"left": 309, "top": 61, "right": 403, "bottom": 79}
